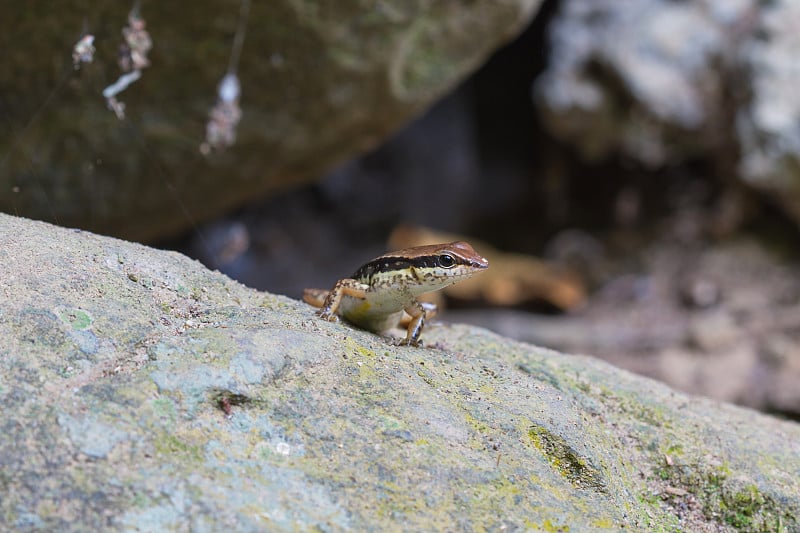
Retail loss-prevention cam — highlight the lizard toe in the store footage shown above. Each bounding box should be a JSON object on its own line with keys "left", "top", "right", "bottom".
{"left": 392, "top": 337, "right": 422, "bottom": 347}
{"left": 317, "top": 310, "right": 338, "bottom": 322}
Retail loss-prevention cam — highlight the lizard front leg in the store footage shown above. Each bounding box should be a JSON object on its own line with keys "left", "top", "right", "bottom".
{"left": 316, "top": 278, "right": 368, "bottom": 321}
{"left": 399, "top": 301, "right": 437, "bottom": 327}
{"left": 401, "top": 299, "right": 429, "bottom": 346}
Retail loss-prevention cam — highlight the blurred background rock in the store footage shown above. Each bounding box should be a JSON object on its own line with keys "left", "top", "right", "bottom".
{"left": 3, "top": 0, "right": 800, "bottom": 420}
{"left": 1, "top": 0, "right": 539, "bottom": 239}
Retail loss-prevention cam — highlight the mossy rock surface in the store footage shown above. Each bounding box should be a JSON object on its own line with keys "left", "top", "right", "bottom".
{"left": 0, "top": 212, "right": 798, "bottom": 531}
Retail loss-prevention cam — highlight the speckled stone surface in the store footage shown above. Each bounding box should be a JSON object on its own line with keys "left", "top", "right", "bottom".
{"left": 0, "top": 213, "right": 798, "bottom": 531}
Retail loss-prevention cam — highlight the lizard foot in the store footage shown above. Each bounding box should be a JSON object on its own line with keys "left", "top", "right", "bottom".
{"left": 316, "top": 309, "right": 339, "bottom": 322}
{"left": 389, "top": 337, "right": 422, "bottom": 347}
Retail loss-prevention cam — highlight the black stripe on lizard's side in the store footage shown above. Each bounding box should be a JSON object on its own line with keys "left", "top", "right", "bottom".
{"left": 352, "top": 254, "right": 467, "bottom": 282}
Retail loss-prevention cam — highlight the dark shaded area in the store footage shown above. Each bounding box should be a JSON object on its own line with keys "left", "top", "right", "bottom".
{"left": 166, "top": 1, "right": 567, "bottom": 290}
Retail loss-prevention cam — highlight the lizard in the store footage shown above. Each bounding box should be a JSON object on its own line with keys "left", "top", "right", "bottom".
{"left": 303, "top": 241, "right": 489, "bottom": 346}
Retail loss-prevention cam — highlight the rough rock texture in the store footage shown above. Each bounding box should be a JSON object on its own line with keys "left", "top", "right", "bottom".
{"left": 1, "top": 213, "right": 799, "bottom": 531}
{"left": 0, "top": 1, "right": 540, "bottom": 241}
{"left": 535, "top": 0, "right": 800, "bottom": 224}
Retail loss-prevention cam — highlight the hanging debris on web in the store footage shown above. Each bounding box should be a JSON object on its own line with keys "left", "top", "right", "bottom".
{"left": 72, "top": 34, "right": 95, "bottom": 69}
{"left": 119, "top": 9, "right": 152, "bottom": 72}
{"left": 200, "top": 73, "right": 243, "bottom": 155}
{"left": 200, "top": 0, "right": 250, "bottom": 154}
{"left": 103, "top": 4, "right": 152, "bottom": 120}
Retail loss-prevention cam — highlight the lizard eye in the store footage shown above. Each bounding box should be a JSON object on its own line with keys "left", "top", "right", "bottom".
{"left": 437, "top": 254, "right": 456, "bottom": 268}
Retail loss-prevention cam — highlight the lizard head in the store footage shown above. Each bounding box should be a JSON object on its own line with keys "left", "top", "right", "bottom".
{"left": 354, "top": 241, "right": 489, "bottom": 295}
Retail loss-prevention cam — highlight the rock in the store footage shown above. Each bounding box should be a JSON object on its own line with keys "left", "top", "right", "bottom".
{"left": 0, "top": 1, "right": 540, "bottom": 241}
{"left": 535, "top": 0, "right": 800, "bottom": 225}
{"left": 688, "top": 310, "right": 739, "bottom": 353}
{"left": 1, "top": 212, "right": 798, "bottom": 530}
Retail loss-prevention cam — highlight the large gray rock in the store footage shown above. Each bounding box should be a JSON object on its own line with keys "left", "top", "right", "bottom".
{"left": 535, "top": 0, "right": 800, "bottom": 225}
{"left": 0, "top": 1, "right": 539, "bottom": 241}
{"left": 1, "top": 212, "right": 798, "bottom": 531}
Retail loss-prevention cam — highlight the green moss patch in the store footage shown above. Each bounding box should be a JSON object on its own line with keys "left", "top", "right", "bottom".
{"left": 652, "top": 456, "right": 796, "bottom": 532}
{"left": 527, "top": 424, "right": 606, "bottom": 492}
{"left": 59, "top": 309, "right": 92, "bottom": 330}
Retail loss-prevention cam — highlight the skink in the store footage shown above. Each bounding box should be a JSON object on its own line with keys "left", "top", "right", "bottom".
{"left": 304, "top": 241, "right": 489, "bottom": 345}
